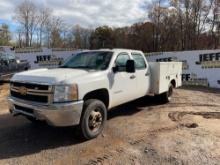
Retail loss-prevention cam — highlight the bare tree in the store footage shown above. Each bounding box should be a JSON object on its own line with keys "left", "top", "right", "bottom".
{"left": 37, "top": 7, "right": 52, "bottom": 46}
{"left": 14, "top": 0, "right": 38, "bottom": 47}
{"left": 207, "top": 0, "right": 220, "bottom": 48}
{"left": 46, "top": 17, "right": 64, "bottom": 48}
{"left": 0, "top": 24, "right": 11, "bottom": 46}
{"left": 15, "top": 27, "right": 24, "bottom": 48}
{"left": 67, "top": 25, "right": 92, "bottom": 49}
{"left": 148, "top": 0, "right": 165, "bottom": 51}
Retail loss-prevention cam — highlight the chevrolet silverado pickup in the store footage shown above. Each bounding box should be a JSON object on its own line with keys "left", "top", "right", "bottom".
{"left": 8, "top": 49, "right": 182, "bottom": 139}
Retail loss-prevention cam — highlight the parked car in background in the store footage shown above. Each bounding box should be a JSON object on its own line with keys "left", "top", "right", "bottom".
{"left": 0, "top": 52, "right": 30, "bottom": 82}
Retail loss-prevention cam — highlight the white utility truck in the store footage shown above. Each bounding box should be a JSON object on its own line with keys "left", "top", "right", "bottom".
{"left": 8, "top": 49, "right": 182, "bottom": 139}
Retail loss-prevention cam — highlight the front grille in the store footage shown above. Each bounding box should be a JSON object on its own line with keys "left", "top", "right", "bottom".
{"left": 11, "top": 82, "right": 49, "bottom": 90}
{"left": 10, "top": 82, "right": 52, "bottom": 104}
{"left": 11, "top": 91, "right": 48, "bottom": 103}
{"left": 14, "top": 105, "right": 33, "bottom": 114}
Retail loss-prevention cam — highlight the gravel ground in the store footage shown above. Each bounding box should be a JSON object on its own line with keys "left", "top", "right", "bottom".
{"left": 0, "top": 85, "right": 220, "bottom": 165}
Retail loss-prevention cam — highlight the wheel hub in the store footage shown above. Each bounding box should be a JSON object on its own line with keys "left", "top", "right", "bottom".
{"left": 88, "top": 110, "right": 102, "bottom": 132}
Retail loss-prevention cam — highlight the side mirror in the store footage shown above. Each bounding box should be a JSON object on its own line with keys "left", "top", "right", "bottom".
{"left": 4, "top": 60, "right": 9, "bottom": 66}
{"left": 126, "top": 60, "right": 135, "bottom": 73}
{"left": 112, "top": 66, "right": 119, "bottom": 73}
{"left": 58, "top": 61, "right": 62, "bottom": 66}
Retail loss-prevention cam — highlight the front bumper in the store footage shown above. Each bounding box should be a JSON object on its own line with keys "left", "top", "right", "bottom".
{"left": 8, "top": 97, "right": 84, "bottom": 127}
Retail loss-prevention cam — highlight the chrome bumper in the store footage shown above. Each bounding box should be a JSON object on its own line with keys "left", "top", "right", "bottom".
{"left": 8, "top": 97, "right": 84, "bottom": 127}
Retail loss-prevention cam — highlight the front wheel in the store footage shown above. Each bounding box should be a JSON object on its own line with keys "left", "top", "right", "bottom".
{"left": 80, "top": 99, "right": 107, "bottom": 140}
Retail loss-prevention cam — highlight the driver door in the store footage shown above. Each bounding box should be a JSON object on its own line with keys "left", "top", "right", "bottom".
{"left": 110, "top": 52, "right": 137, "bottom": 107}
{"left": 7, "top": 54, "right": 17, "bottom": 73}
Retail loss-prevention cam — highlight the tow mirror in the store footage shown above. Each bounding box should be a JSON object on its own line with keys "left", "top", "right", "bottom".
{"left": 4, "top": 60, "right": 9, "bottom": 66}
{"left": 58, "top": 61, "right": 62, "bottom": 66}
{"left": 112, "top": 66, "right": 119, "bottom": 73}
{"left": 126, "top": 60, "right": 135, "bottom": 73}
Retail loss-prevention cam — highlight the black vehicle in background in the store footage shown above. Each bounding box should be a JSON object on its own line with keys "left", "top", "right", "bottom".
{"left": 0, "top": 52, "right": 30, "bottom": 82}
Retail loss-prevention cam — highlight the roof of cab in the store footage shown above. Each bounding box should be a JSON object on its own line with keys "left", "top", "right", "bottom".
{"left": 85, "top": 48, "right": 143, "bottom": 54}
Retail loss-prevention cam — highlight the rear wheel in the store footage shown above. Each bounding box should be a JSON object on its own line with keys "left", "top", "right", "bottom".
{"left": 80, "top": 99, "right": 107, "bottom": 140}
{"left": 0, "top": 75, "right": 4, "bottom": 85}
{"left": 159, "top": 83, "right": 174, "bottom": 103}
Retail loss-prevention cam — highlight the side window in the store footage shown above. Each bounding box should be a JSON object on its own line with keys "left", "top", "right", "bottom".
{"left": 132, "top": 53, "right": 146, "bottom": 70}
{"left": 7, "top": 53, "right": 16, "bottom": 62}
{"left": 115, "top": 53, "right": 129, "bottom": 72}
{"left": 0, "top": 53, "right": 8, "bottom": 65}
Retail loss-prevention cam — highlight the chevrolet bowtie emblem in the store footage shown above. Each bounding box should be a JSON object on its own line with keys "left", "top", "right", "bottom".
{"left": 18, "top": 86, "right": 28, "bottom": 95}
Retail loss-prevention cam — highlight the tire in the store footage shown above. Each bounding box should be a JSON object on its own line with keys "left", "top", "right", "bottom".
{"left": 159, "top": 83, "right": 174, "bottom": 103}
{"left": 80, "top": 99, "right": 107, "bottom": 140}
{"left": 0, "top": 75, "right": 3, "bottom": 85}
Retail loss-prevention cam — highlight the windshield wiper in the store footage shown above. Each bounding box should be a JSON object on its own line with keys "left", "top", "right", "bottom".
{"left": 59, "top": 66, "right": 69, "bottom": 68}
{"left": 60, "top": 66, "right": 95, "bottom": 69}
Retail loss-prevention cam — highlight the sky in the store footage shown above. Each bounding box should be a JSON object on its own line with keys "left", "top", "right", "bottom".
{"left": 0, "top": 0, "right": 149, "bottom": 33}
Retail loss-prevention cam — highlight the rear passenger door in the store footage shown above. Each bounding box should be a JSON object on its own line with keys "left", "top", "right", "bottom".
{"left": 131, "top": 53, "right": 150, "bottom": 97}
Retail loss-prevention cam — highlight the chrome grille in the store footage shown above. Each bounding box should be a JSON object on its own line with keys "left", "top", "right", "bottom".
{"left": 10, "top": 82, "right": 53, "bottom": 104}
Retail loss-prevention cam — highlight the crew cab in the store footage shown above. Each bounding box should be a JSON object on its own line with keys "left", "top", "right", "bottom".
{"left": 0, "top": 52, "right": 30, "bottom": 82}
{"left": 8, "top": 49, "right": 182, "bottom": 139}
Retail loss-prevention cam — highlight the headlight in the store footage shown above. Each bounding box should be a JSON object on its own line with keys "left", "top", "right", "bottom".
{"left": 53, "top": 84, "right": 78, "bottom": 103}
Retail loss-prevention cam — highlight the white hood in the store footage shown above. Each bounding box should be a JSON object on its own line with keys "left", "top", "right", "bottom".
{"left": 11, "top": 68, "right": 92, "bottom": 84}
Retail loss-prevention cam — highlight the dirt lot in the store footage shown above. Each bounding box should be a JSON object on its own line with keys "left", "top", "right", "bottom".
{"left": 0, "top": 85, "right": 220, "bottom": 165}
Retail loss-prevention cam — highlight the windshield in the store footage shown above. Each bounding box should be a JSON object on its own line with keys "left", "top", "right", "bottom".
{"left": 0, "top": 52, "right": 16, "bottom": 61}
{"left": 60, "top": 51, "right": 113, "bottom": 70}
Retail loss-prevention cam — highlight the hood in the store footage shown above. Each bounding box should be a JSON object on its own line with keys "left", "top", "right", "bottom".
{"left": 11, "top": 68, "right": 91, "bottom": 84}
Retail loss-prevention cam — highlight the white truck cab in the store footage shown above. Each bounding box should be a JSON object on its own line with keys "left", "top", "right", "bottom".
{"left": 8, "top": 49, "right": 182, "bottom": 139}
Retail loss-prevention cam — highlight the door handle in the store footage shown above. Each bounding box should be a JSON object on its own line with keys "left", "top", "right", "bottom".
{"left": 145, "top": 72, "right": 150, "bottom": 76}
{"left": 130, "top": 75, "right": 136, "bottom": 79}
